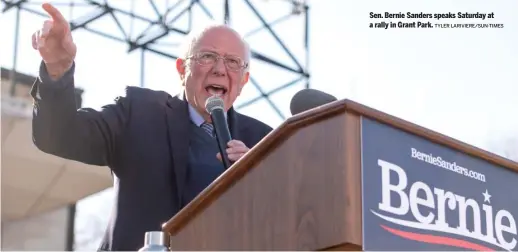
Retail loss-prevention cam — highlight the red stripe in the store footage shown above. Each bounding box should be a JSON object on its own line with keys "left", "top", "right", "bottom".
{"left": 380, "top": 225, "right": 495, "bottom": 251}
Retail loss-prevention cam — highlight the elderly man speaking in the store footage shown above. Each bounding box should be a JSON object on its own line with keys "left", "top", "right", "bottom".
{"left": 30, "top": 2, "right": 272, "bottom": 251}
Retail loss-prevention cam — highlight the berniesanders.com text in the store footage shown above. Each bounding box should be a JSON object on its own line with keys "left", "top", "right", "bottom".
{"left": 411, "top": 147, "right": 486, "bottom": 182}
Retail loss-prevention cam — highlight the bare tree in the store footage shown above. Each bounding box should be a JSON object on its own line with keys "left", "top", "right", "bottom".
{"left": 502, "top": 137, "right": 518, "bottom": 162}
{"left": 74, "top": 215, "right": 106, "bottom": 250}
{"left": 487, "top": 136, "right": 518, "bottom": 162}
{"left": 73, "top": 189, "right": 114, "bottom": 251}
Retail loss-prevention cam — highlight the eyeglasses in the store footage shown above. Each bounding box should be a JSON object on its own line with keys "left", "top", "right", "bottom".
{"left": 187, "top": 51, "right": 248, "bottom": 71}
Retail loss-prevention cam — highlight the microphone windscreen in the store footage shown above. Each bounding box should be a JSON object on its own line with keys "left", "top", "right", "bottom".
{"left": 290, "top": 89, "right": 337, "bottom": 115}
{"left": 205, "top": 95, "right": 225, "bottom": 113}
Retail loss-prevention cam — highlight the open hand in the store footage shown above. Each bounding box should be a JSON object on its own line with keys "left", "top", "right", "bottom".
{"left": 216, "top": 140, "right": 249, "bottom": 162}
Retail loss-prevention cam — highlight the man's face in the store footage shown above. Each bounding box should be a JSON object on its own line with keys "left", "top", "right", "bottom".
{"left": 176, "top": 27, "right": 249, "bottom": 121}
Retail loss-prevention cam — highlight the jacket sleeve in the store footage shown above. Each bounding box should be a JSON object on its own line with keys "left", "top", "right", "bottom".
{"left": 31, "top": 61, "right": 129, "bottom": 168}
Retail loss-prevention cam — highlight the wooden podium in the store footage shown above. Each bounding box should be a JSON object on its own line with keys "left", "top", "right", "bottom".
{"left": 161, "top": 99, "right": 518, "bottom": 251}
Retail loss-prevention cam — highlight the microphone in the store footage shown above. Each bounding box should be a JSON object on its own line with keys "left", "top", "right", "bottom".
{"left": 290, "top": 88, "right": 338, "bottom": 115}
{"left": 205, "top": 96, "right": 232, "bottom": 169}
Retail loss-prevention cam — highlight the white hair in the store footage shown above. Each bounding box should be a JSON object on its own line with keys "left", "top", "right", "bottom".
{"left": 180, "top": 22, "right": 251, "bottom": 72}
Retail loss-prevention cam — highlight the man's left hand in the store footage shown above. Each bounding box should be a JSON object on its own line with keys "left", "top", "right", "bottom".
{"left": 216, "top": 140, "right": 249, "bottom": 162}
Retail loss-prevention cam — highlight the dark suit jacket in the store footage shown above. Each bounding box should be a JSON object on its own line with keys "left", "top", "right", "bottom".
{"left": 30, "top": 63, "right": 273, "bottom": 251}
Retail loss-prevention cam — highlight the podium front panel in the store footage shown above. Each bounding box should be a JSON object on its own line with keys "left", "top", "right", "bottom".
{"left": 360, "top": 116, "right": 518, "bottom": 251}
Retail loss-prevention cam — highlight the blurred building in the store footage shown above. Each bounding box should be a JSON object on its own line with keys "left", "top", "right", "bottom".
{"left": 1, "top": 67, "right": 112, "bottom": 250}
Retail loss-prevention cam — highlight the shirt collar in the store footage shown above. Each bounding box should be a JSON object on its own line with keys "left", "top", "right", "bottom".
{"left": 188, "top": 103, "right": 227, "bottom": 127}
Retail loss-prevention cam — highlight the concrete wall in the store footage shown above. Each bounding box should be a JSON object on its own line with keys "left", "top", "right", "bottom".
{"left": 1, "top": 68, "right": 77, "bottom": 251}
{"left": 1, "top": 207, "right": 69, "bottom": 251}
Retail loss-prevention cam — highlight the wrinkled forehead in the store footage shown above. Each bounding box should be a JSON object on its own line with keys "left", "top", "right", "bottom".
{"left": 192, "top": 27, "right": 246, "bottom": 58}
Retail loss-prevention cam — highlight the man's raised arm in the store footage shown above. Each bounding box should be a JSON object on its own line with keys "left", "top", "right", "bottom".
{"left": 30, "top": 3, "right": 128, "bottom": 168}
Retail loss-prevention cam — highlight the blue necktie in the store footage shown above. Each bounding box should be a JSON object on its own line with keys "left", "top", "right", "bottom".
{"left": 200, "top": 122, "right": 215, "bottom": 138}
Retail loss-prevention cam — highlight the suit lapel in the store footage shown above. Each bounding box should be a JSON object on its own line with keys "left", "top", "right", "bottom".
{"left": 165, "top": 94, "right": 191, "bottom": 206}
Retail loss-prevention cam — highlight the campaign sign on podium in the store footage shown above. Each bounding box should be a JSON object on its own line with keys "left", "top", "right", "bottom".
{"left": 361, "top": 117, "right": 518, "bottom": 251}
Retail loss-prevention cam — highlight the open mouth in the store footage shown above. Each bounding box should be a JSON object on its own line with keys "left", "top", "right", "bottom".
{"left": 205, "top": 84, "right": 228, "bottom": 96}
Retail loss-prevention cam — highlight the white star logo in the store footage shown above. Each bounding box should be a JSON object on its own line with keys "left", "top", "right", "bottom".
{"left": 482, "top": 189, "right": 491, "bottom": 203}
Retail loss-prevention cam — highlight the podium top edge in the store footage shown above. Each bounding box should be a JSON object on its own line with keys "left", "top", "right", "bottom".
{"left": 287, "top": 98, "right": 518, "bottom": 170}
